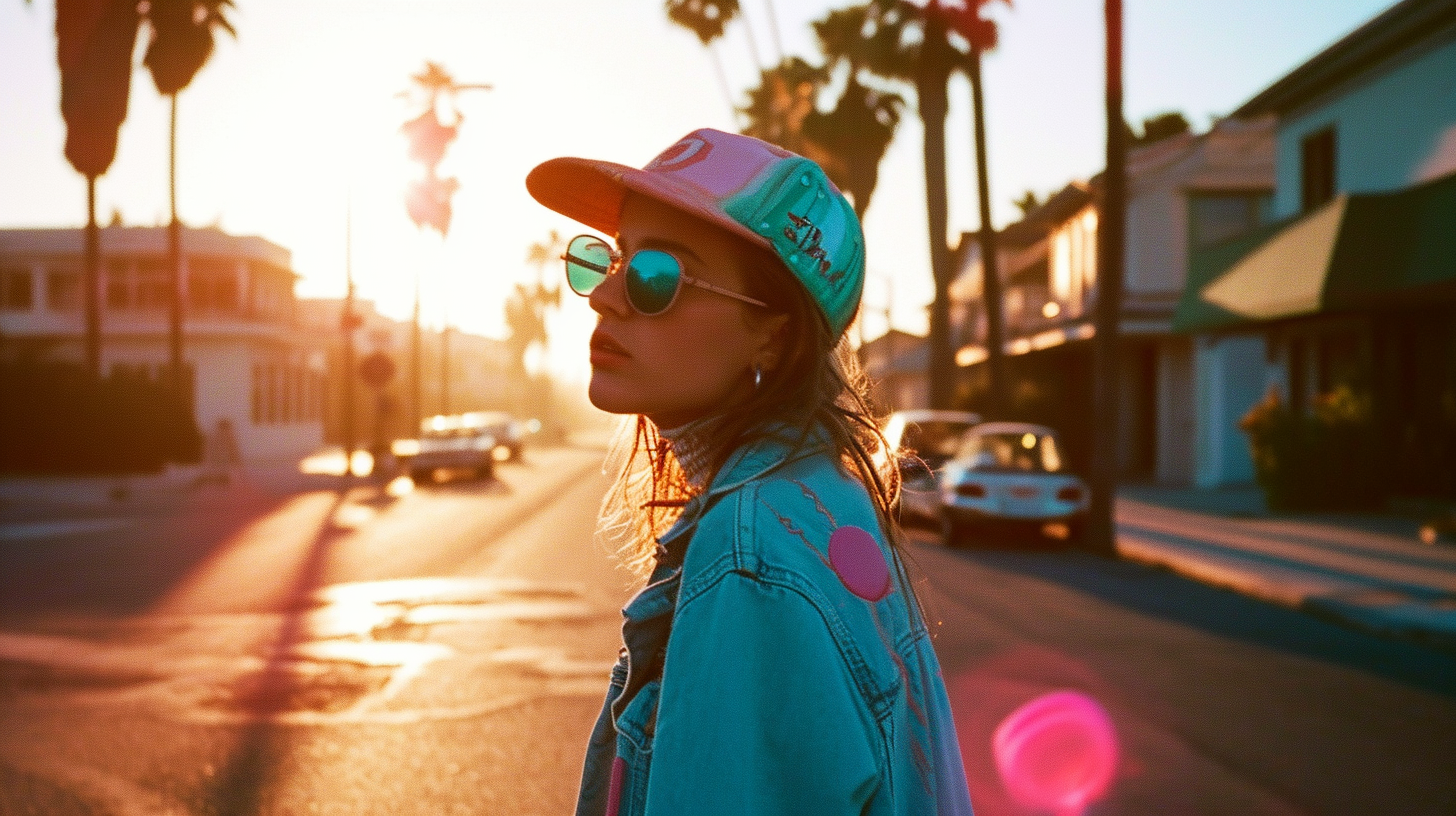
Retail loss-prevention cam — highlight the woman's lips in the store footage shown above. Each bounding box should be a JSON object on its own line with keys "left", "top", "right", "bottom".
{"left": 589, "top": 331, "right": 632, "bottom": 367}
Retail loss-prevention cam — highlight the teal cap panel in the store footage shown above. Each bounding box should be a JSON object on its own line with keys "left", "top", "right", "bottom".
{"left": 723, "top": 157, "right": 865, "bottom": 337}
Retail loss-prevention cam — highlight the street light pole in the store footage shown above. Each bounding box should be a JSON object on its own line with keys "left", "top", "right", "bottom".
{"left": 341, "top": 191, "right": 358, "bottom": 475}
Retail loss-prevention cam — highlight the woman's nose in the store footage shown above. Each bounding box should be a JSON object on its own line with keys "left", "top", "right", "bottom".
{"left": 587, "top": 266, "right": 631, "bottom": 318}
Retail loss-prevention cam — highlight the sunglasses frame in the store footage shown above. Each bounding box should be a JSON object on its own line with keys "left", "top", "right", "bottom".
{"left": 562, "top": 234, "right": 769, "bottom": 316}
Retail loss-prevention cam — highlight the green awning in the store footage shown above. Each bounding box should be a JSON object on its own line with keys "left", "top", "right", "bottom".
{"left": 1175, "top": 170, "right": 1456, "bottom": 332}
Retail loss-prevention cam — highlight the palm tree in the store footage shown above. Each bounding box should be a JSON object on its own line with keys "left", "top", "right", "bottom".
{"left": 1086, "top": 0, "right": 1126, "bottom": 556}
{"left": 942, "top": 0, "right": 1010, "bottom": 416}
{"left": 140, "top": 0, "right": 235, "bottom": 405}
{"left": 815, "top": 0, "right": 968, "bottom": 407}
{"left": 738, "top": 56, "right": 902, "bottom": 220}
{"left": 55, "top": 0, "right": 142, "bottom": 377}
{"left": 665, "top": 0, "right": 749, "bottom": 116}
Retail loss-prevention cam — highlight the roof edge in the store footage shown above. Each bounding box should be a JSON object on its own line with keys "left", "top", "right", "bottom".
{"left": 1231, "top": 0, "right": 1456, "bottom": 118}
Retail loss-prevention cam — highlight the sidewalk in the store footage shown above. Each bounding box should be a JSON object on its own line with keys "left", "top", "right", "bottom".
{"left": 1116, "top": 484, "right": 1456, "bottom": 652}
{"left": 0, "top": 455, "right": 355, "bottom": 521}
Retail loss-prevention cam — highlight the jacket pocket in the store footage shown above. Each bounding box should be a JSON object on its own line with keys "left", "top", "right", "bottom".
{"left": 611, "top": 678, "right": 660, "bottom": 816}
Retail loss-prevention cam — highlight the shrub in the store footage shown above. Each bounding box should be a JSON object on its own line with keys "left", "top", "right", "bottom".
{"left": 1239, "top": 385, "right": 1384, "bottom": 512}
{"left": 0, "top": 363, "right": 201, "bottom": 475}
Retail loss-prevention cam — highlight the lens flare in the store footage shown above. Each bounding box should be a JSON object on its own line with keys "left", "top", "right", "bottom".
{"left": 992, "top": 690, "right": 1119, "bottom": 816}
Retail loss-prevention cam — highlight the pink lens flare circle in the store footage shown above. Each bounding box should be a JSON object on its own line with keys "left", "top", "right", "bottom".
{"left": 992, "top": 690, "right": 1119, "bottom": 816}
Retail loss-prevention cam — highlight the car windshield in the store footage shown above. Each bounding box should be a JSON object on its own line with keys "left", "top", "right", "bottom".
{"left": 901, "top": 421, "right": 977, "bottom": 460}
{"left": 957, "top": 431, "right": 1064, "bottom": 473}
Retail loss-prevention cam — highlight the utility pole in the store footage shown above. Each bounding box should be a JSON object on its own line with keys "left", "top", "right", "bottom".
{"left": 1087, "top": 0, "right": 1127, "bottom": 556}
{"left": 167, "top": 99, "right": 187, "bottom": 410}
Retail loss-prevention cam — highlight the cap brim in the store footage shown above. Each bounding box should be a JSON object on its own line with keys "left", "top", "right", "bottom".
{"left": 526, "top": 157, "right": 773, "bottom": 252}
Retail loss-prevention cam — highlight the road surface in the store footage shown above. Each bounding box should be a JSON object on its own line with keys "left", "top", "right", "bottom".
{"left": 2, "top": 444, "right": 1454, "bottom": 815}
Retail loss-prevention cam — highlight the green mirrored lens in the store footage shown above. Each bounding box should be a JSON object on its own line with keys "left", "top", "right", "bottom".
{"left": 564, "top": 236, "right": 611, "bottom": 296}
{"left": 626, "top": 250, "right": 681, "bottom": 315}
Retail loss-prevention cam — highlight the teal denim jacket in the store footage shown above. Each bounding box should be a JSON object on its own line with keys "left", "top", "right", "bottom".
{"left": 577, "top": 430, "right": 975, "bottom": 816}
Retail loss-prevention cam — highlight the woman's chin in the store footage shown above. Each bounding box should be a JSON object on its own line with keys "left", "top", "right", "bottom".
{"left": 587, "top": 374, "right": 644, "bottom": 416}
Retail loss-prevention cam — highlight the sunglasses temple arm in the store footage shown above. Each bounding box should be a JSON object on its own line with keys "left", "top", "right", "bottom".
{"left": 682, "top": 274, "right": 769, "bottom": 308}
{"left": 562, "top": 252, "right": 612, "bottom": 274}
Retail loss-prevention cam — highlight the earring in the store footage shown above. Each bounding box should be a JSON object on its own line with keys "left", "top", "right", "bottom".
{"left": 753, "top": 365, "right": 762, "bottom": 390}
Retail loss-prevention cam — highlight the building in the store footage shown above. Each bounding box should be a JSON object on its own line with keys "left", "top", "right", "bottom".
{"left": 294, "top": 297, "right": 516, "bottom": 445}
{"left": 0, "top": 225, "right": 323, "bottom": 462}
{"left": 1176, "top": 0, "right": 1456, "bottom": 493}
{"left": 949, "top": 116, "right": 1275, "bottom": 479}
{"left": 859, "top": 329, "right": 930, "bottom": 411}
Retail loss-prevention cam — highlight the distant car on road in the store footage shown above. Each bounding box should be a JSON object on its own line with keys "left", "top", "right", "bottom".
{"left": 879, "top": 409, "right": 983, "bottom": 526}
{"left": 938, "top": 422, "right": 1089, "bottom": 546}
{"left": 409, "top": 412, "right": 502, "bottom": 483}
{"left": 472, "top": 411, "right": 528, "bottom": 462}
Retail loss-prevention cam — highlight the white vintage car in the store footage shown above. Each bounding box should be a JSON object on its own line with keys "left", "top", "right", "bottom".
{"left": 408, "top": 412, "right": 500, "bottom": 483}
{"left": 938, "top": 422, "right": 1090, "bottom": 546}
{"left": 879, "top": 409, "right": 983, "bottom": 527}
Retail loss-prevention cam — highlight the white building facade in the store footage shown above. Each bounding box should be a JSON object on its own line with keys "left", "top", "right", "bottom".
{"left": 0, "top": 225, "right": 324, "bottom": 462}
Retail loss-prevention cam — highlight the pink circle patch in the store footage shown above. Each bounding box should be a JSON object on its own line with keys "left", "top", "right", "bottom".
{"left": 828, "top": 525, "right": 891, "bottom": 602}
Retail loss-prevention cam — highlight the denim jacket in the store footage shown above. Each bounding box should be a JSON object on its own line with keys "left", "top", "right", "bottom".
{"left": 577, "top": 430, "right": 975, "bottom": 816}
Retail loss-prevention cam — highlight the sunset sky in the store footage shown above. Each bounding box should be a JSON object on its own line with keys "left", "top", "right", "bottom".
{"left": 0, "top": 0, "right": 1394, "bottom": 384}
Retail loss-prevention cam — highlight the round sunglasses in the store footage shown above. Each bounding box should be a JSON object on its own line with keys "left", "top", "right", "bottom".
{"left": 562, "top": 234, "right": 769, "bottom": 316}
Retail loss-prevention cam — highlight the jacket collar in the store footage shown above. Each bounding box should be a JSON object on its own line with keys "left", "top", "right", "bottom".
{"left": 655, "top": 423, "right": 830, "bottom": 551}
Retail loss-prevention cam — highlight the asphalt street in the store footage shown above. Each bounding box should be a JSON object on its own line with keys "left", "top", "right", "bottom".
{"left": 1, "top": 444, "right": 1454, "bottom": 815}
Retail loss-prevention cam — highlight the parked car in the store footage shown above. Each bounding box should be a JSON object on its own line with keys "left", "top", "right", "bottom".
{"left": 408, "top": 412, "right": 501, "bottom": 483}
{"left": 473, "top": 410, "right": 527, "bottom": 462}
{"left": 879, "top": 409, "right": 983, "bottom": 527}
{"left": 938, "top": 422, "right": 1089, "bottom": 546}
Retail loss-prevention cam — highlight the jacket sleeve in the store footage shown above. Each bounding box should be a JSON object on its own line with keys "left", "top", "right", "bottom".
{"left": 643, "top": 571, "right": 882, "bottom": 815}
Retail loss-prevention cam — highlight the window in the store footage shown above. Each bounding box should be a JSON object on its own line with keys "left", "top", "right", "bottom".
{"left": 1300, "top": 127, "right": 1337, "bottom": 212}
{"left": 252, "top": 364, "right": 264, "bottom": 423}
{"left": 1190, "top": 192, "right": 1271, "bottom": 249}
{"left": 136, "top": 260, "right": 171, "bottom": 310}
{"left": 106, "top": 261, "right": 133, "bottom": 309}
{"left": 190, "top": 260, "right": 240, "bottom": 313}
{"left": 1, "top": 267, "right": 33, "bottom": 310}
{"left": 46, "top": 268, "right": 82, "bottom": 311}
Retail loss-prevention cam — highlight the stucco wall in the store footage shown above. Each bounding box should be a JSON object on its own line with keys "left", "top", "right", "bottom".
{"left": 1274, "top": 36, "right": 1456, "bottom": 217}
{"left": 1193, "top": 334, "right": 1266, "bottom": 487}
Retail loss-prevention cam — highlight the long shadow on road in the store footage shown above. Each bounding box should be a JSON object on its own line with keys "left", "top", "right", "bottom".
{"left": 952, "top": 548, "right": 1456, "bottom": 699}
{"left": 208, "top": 489, "right": 351, "bottom": 816}
{"left": 0, "top": 473, "right": 349, "bottom": 619}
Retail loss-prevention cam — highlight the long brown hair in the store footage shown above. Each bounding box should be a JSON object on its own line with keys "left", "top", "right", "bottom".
{"left": 597, "top": 225, "right": 905, "bottom": 579}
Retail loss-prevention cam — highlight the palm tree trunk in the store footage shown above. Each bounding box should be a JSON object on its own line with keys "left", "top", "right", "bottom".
{"left": 168, "top": 93, "right": 186, "bottom": 407}
{"left": 84, "top": 175, "right": 101, "bottom": 377}
{"left": 440, "top": 324, "right": 451, "bottom": 416}
{"left": 707, "top": 44, "right": 738, "bottom": 123}
{"left": 1087, "top": 0, "right": 1126, "bottom": 556}
{"left": 918, "top": 18, "right": 956, "bottom": 409}
{"left": 968, "top": 43, "right": 1006, "bottom": 418}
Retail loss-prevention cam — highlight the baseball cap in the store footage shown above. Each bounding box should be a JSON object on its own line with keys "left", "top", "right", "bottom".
{"left": 525, "top": 128, "right": 864, "bottom": 338}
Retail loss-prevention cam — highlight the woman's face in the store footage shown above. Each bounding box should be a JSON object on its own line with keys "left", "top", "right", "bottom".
{"left": 586, "top": 195, "right": 787, "bottom": 428}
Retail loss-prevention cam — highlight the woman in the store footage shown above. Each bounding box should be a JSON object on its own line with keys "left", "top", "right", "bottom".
{"left": 527, "top": 129, "right": 974, "bottom": 816}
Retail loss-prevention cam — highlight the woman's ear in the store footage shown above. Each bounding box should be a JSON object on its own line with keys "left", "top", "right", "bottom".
{"left": 754, "top": 313, "right": 791, "bottom": 372}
